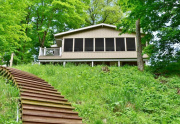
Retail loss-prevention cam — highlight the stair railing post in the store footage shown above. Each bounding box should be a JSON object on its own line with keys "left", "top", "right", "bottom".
{"left": 16, "top": 103, "right": 19, "bottom": 122}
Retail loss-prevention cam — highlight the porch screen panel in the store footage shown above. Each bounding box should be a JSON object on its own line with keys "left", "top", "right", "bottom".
{"left": 95, "top": 38, "right": 104, "bottom": 51}
{"left": 64, "top": 38, "right": 73, "bottom": 52}
{"left": 106, "top": 38, "right": 114, "bottom": 51}
{"left": 116, "top": 38, "right": 125, "bottom": 51}
{"left": 126, "top": 38, "right": 136, "bottom": 51}
{"left": 74, "top": 38, "right": 83, "bottom": 52}
{"left": 85, "top": 38, "right": 93, "bottom": 51}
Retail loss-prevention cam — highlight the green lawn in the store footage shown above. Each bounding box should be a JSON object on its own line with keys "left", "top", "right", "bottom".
{"left": 2, "top": 64, "right": 180, "bottom": 124}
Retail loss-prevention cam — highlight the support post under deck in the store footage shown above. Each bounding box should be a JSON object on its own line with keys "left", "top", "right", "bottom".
{"left": 118, "top": 61, "right": 120, "bottom": 67}
{"left": 92, "top": 61, "right": 94, "bottom": 67}
{"left": 63, "top": 61, "right": 66, "bottom": 67}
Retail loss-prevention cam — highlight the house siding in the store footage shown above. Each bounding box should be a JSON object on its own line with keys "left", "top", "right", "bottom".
{"left": 39, "top": 26, "right": 148, "bottom": 61}
{"left": 38, "top": 51, "right": 148, "bottom": 60}
{"left": 57, "top": 27, "right": 136, "bottom": 39}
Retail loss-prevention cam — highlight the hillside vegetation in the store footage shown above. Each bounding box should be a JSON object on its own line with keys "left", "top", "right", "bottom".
{"left": 0, "top": 77, "right": 21, "bottom": 124}
{"left": 11, "top": 64, "right": 180, "bottom": 124}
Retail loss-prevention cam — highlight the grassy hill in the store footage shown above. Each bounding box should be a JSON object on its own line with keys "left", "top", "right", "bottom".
{"left": 1, "top": 64, "right": 180, "bottom": 123}
{"left": 0, "top": 77, "right": 21, "bottom": 124}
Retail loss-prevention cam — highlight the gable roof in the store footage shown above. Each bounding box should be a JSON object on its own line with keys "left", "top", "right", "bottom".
{"left": 54, "top": 23, "right": 117, "bottom": 37}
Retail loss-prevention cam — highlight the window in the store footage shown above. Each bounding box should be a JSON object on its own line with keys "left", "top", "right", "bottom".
{"left": 64, "top": 38, "right": 73, "bottom": 52}
{"left": 106, "top": 38, "right": 114, "bottom": 51}
{"left": 85, "top": 38, "right": 93, "bottom": 51}
{"left": 116, "top": 38, "right": 125, "bottom": 51}
{"left": 95, "top": 38, "right": 104, "bottom": 51}
{"left": 74, "top": 38, "right": 83, "bottom": 52}
{"left": 126, "top": 38, "right": 136, "bottom": 51}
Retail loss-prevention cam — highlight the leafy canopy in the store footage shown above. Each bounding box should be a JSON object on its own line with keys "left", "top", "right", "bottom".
{"left": 118, "top": 0, "right": 180, "bottom": 67}
{"left": 86, "top": 0, "right": 122, "bottom": 25}
{"left": 0, "top": 0, "right": 31, "bottom": 64}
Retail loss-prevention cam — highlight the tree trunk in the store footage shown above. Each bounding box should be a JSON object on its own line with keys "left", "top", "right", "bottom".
{"left": 136, "top": 19, "right": 144, "bottom": 71}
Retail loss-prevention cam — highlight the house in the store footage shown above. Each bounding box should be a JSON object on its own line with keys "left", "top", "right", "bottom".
{"left": 38, "top": 23, "right": 148, "bottom": 66}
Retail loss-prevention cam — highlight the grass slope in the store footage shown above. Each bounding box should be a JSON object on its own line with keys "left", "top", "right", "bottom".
{"left": 0, "top": 77, "right": 21, "bottom": 124}
{"left": 15, "top": 64, "right": 180, "bottom": 124}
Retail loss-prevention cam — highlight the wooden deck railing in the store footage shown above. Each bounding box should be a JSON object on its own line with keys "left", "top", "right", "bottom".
{"left": 39, "top": 47, "right": 62, "bottom": 56}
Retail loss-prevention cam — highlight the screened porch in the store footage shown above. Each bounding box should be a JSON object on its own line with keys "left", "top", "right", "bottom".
{"left": 63, "top": 37, "right": 136, "bottom": 52}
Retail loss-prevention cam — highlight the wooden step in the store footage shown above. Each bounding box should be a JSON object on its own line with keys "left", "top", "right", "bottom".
{"left": 23, "top": 122, "right": 78, "bottom": 124}
{"left": 10, "top": 72, "right": 45, "bottom": 81}
{"left": 15, "top": 77, "right": 48, "bottom": 84}
{"left": 22, "top": 104, "right": 74, "bottom": 112}
{"left": 22, "top": 115, "right": 82, "bottom": 124}
{"left": 10, "top": 72, "right": 45, "bottom": 82}
{"left": 21, "top": 93, "right": 68, "bottom": 102}
{"left": 20, "top": 89, "right": 62, "bottom": 98}
{"left": 8, "top": 68, "right": 39, "bottom": 78}
{"left": 15, "top": 79, "right": 48, "bottom": 85}
{"left": 18, "top": 83, "right": 56, "bottom": 91}
{"left": 21, "top": 92, "right": 65, "bottom": 101}
{"left": 21, "top": 100, "right": 74, "bottom": 109}
{"left": 22, "top": 109, "right": 82, "bottom": 119}
{"left": 17, "top": 81, "right": 52, "bottom": 88}
{"left": 19, "top": 85, "right": 59, "bottom": 94}
{"left": 21, "top": 96, "right": 71, "bottom": 105}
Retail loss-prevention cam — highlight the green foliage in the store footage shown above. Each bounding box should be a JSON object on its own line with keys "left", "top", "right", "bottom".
{"left": 146, "top": 61, "right": 180, "bottom": 76}
{"left": 118, "top": 0, "right": 180, "bottom": 67}
{"left": 0, "top": 0, "right": 31, "bottom": 65}
{"left": 0, "top": 77, "right": 21, "bottom": 124}
{"left": 15, "top": 64, "right": 180, "bottom": 124}
{"left": 27, "top": 0, "right": 88, "bottom": 48}
{"left": 86, "top": 0, "right": 122, "bottom": 25}
{"left": 0, "top": 0, "right": 88, "bottom": 65}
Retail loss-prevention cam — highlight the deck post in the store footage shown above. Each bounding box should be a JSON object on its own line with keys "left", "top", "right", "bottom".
{"left": 92, "top": 61, "right": 94, "bottom": 67}
{"left": 59, "top": 47, "right": 62, "bottom": 56}
{"left": 39, "top": 47, "right": 41, "bottom": 56}
{"left": 44, "top": 47, "right": 46, "bottom": 56}
{"left": 63, "top": 61, "right": 66, "bottom": 67}
{"left": 118, "top": 61, "right": 120, "bottom": 67}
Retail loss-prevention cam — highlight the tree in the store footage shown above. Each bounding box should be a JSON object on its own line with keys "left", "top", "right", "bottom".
{"left": 118, "top": 0, "right": 180, "bottom": 71}
{"left": 136, "top": 19, "right": 144, "bottom": 71}
{"left": 27, "top": 0, "right": 88, "bottom": 48}
{"left": 118, "top": 0, "right": 146, "bottom": 71}
{"left": 86, "top": 0, "right": 122, "bottom": 25}
{"left": 0, "top": 0, "right": 31, "bottom": 65}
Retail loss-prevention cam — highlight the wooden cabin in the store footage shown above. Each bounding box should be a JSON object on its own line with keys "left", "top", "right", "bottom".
{"left": 38, "top": 23, "right": 148, "bottom": 66}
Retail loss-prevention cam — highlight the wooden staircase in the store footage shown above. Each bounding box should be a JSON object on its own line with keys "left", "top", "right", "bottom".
{"left": 0, "top": 66, "right": 83, "bottom": 124}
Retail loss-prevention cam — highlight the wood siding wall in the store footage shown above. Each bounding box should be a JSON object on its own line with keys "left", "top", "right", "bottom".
{"left": 39, "top": 26, "right": 148, "bottom": 60}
